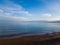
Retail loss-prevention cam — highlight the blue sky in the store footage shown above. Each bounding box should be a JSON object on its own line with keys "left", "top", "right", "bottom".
{"left": 0, "top": 0, "right": 60, "bottom": 21}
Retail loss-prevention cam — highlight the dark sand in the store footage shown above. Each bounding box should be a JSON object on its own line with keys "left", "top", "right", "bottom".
{"left": 0, "top": 32, "right": 60, "bottom": 45}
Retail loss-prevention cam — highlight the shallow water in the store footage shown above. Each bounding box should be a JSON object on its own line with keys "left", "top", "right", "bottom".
{"left": 0, "top": 21, "right": 60, "bottom": 37}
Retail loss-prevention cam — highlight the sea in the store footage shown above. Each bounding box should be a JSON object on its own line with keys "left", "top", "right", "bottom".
{"left": 0, "top": 21, "right": 60, "bottom": 38}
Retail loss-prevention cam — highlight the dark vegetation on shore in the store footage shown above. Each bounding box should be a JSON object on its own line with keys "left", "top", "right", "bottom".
{"left": 0, "top": 32, "right": 60, "bottom": 45}
{"left": 1, "top": 38, "right": 60, "bottom": 45}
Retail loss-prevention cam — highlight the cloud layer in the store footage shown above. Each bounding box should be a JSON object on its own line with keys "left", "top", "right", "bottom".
{"left": 0, "top": 0, "right": 32, "bottom": 21}
{"left": 0, "top": 0, "right": 60, "bottom": 21}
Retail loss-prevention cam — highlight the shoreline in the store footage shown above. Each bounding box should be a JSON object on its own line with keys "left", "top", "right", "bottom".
{"left": 0, "top": 32, "right": 60, "bottom": 45}
{"left": 0, "top": 32, "right": 60, "bottom": 39}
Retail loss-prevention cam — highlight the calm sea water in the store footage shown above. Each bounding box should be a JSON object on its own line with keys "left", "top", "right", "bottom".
{"left": 0, "top": 21, "right": 60, "bottom": 37}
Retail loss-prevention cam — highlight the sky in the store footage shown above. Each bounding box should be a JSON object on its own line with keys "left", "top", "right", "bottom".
{"left": 0, "top": 0, "right": 60, "bottom": 21}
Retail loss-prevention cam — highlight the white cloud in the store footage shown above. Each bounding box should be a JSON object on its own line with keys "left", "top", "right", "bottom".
{"left": 0, "top": 9, "right": 4, "bottom": 16}
{"left": 9, "top": 16, "right": 28, "bottom": 21}
{"left": 0, "top": 9, "right": 4, "bottom": 13}
{"left": 37, "top": 0, "right": 60, "bottom": 21}
{"left": 43, "top": 14, "right": 52, "bottom": 17}
{"left": 39, "top": 16, "right": 60, "bottom": 21}
{"left": 0, "top": 0, "right": 32, "bottom": 21}
{"left": 47, "top": 16, "right": 60, "bottom": 21}
{"left": 19, "top": 11, "right": 32, "bottom": 16}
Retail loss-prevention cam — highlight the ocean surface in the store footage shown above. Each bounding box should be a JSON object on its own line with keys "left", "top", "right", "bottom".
{"left": 0, "top": 21, "right": 60, "bottom": 38}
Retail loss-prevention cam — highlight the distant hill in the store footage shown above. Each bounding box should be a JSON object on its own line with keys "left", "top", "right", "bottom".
{"left": 48, "top": 20, "right": 60, "bottom": 23}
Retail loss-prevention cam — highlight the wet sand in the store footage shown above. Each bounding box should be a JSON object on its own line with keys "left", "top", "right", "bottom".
{"left": 0, "top": 32, "right": 60, "bottom": 45}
